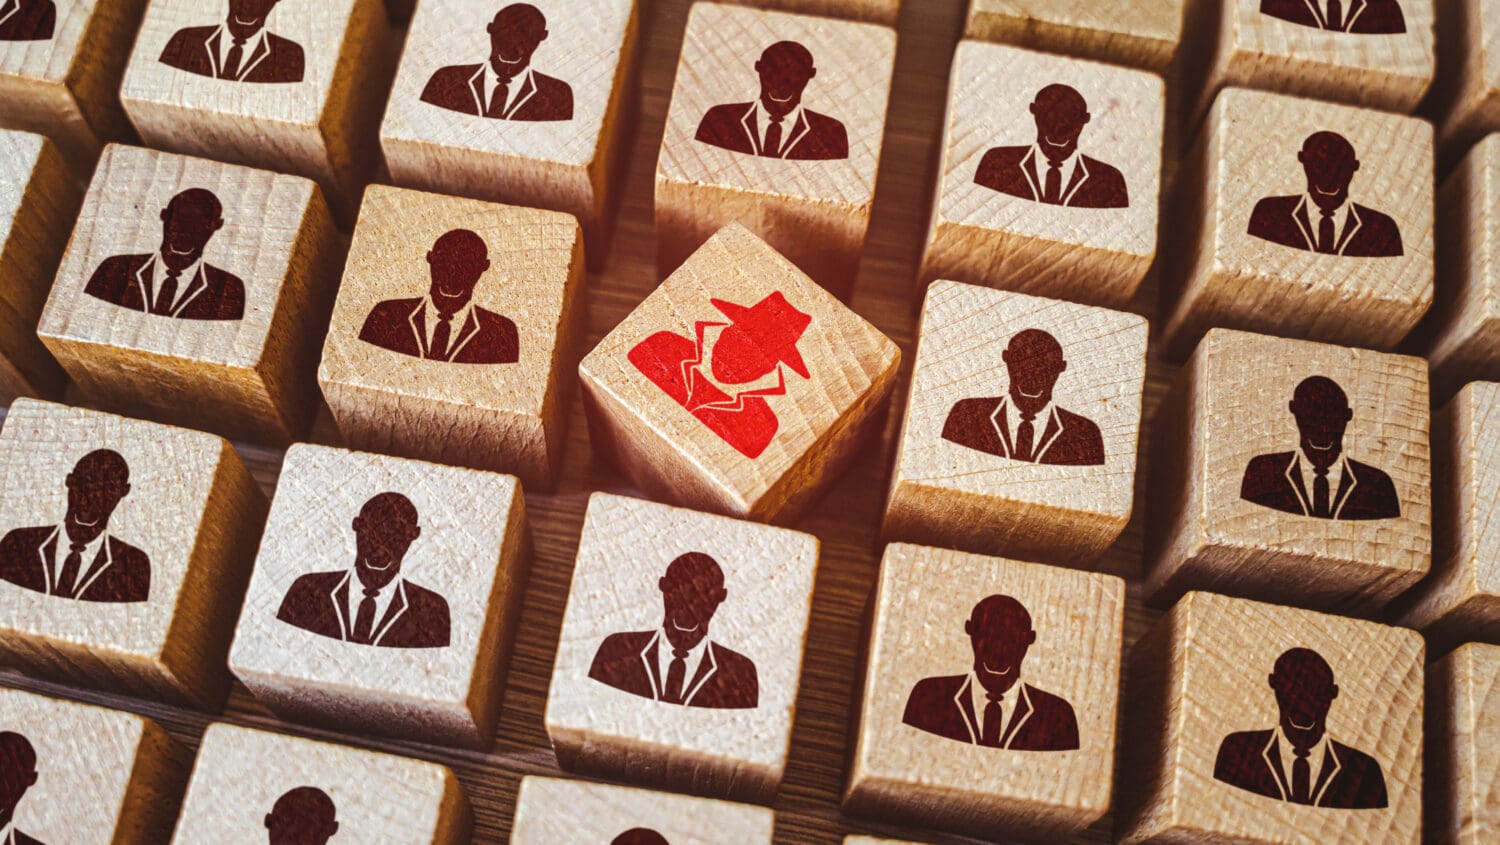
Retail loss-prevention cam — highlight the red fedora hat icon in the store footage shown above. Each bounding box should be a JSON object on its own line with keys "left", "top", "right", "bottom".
{"left": 709, "top": 291, "right": 811, "bottom": 381}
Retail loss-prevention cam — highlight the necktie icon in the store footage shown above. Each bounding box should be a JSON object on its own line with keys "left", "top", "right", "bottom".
{"left": 428, "top": 311, "right": 455, "bottom": 361}
{"left": 764, "top": 114, "right": 785, "bottom": 158}
{"left": 1317, "top": 208, "right": 1337, "bottom": 254}
{"left": 1013, "top": 410, "right": 1037, "bottom": 462}
{"left": 1291, "top": 746, "right": 1313, "bottom": 804}
{"left": 1312, "top": 465, "right": 1332, "bottom": 518}
{"left": 351, "top": 587, "right": 380, "bottom": 644}
{"left": 54, "top": 541, "right": 87, "bottom": 598}
{"left": 1325, "top": 0, "right": 1343, "bottom": 31}
{"left": 662, "top": 646, "right": 689, "bottom": 704}
{"left": 980, "top": 693, "right": 1004, "bottom": 747}
{"left": 1043, "top": 159, "right": 1063, "bottom": 204}
{"left": 152, "top": 267, "right": 183, "bottom": 316}
{"left": 222, "top": 36, "right": 247, "bottom": 81}
{"left": 487, "top": 78, "right": 512, "bottom": 119}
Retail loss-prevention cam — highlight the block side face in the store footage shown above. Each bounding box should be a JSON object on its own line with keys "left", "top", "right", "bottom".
{"left": 966, "top": 0, "right": 1185, "bottom": 53}
{"left": 0, "top": 130, "right": 75, "bottom": 398}
{"left": 0, "top": 0, "right": 107, "bottom": 86}
{"left": 1463, "top": 383, "right": 1500, "bottom": 597}
{"left": 511, "top": 776, "right": 775, "bottom": 843}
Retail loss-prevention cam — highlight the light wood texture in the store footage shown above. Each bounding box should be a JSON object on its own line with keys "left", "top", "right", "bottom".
{"left": 545, "top": 492, "right": 818, "bottom": 803}
{"left": 229, "top": 444, "right": 529, "bottom": 750}
{"left": 0, "top": 398, "right": 264, "bottom": 709}
{"left": 1160, "top": 87, "right": 1435, "bottom": 359}
{"left": 845, "top": 543, "right": 1125, "bottom": 839}
{"left": 1425, "top": 642, "right": 1500, "bottom": 845}
{"left": 1423, "top": 0, "right": 1500, "bottom": 158}
{"left": 579, "top": 223, "right": 900, "bottom": 523}
{"left": 380, "top": 0, "right": 639, "bottom": 264}
{"left": 883, "top": 282, "right": 1148, "bottom": 565}
{"left": 172, "top": 721, "right": 471, "bottom": 844}
{"left": 317, "top": 185, "right": 585, "bottom": 491}
{"left": 717, "top": 0, "right": 899, "bottom": 25}
{"left": 37, "top": 144, "right": 342, "bottom": 444}
{"left": 512, "top": 775, "right": 777, "bottom": 843}
{"left": 964, "top": 0, "right": 1185, "bottom": 72}
{"left": 845, "top": 838, "right": 925, "bottom": 845}
{"left": 655, "top": 2, "right": 896, "bottom": 298}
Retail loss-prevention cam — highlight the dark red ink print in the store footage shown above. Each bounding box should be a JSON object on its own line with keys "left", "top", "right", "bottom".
{"left": 275, "top": 492, "right": 451, "bottom": 649}
{"left": 612, "top": 830, "right": 668, "bottom": 845}
{"left": 159, "top": 0, "right": 305, "bottom": 83}
{"left": 1260, "top": 0, "right": 1406, "bottom": 34}
{"left": 0, "top": 0, "right": 54, "bottom": 41}
{"left": 358, "top": 229, "right": 520, "bottom": 364}
{"left": 83, "top": 189, "right": 246, "bottom": 321}
{"left": 420, "top": 3, "right": 574, "bottom": 121}
{"left": 903, "top": 594, "right": 1078, "bottom": 751}
{"left": 0, "top": 733, "right": 40, "bottom": 845}
{"left": 974, "top": 84, "right": 1128, "bottom": 209}
{"left": 265, "top": 786, "right": 339, "bottom": 845}
{"left": 628, "top": 292, "right": 811, "bottom": 459}
{"left": 1247, "top": 131, "right": 1403, "bottom": 257}
{"left": 0, "top": 450, "right": 150, "bottom": 604}
{"left": 1214, "top": 648, "right": 1388, "bottom": 808}
{"left": 588, "top": 552, "right": 759, "bottom": 710}
{"left": 695, "top": 41, "right": 849, "bottom": 161}
{"left": 1241, "top": 375, "right": 1400, "bottom": 520}
{"left": 941, "top": 329, "right": 1105, "bottom": 466}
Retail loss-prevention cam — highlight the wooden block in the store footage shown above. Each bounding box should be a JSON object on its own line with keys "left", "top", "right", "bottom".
{"left": 545, "top": 492, "right": 819, "bottom": 803}
{"left": 511, "top": 776, "right": 776, "bottom": 843}
{"left": 714, "top": 0, "right": 898, "bottom": 25}
{"left": 843, "top": 543, "right": 1125, "bottom": 840}
{"left": 1115, "top": 591, "right": 1423, "bottom": 844}
{"left": 118, "top": 0, "right": 399, "bottom": 219}
{"left": 964, "top": 0, "right": 1186, "bottom": 73}
{"left": 655, "top": 2, "right": 896, "bottom": 298}
{"left": 579, "top": 224, "right": 900, "bottom": 522}
{"left": 1424, "top": 642, "right": 1500, "bottom": 845}
{"left": 0, "top": 398, "right": 265, "bottom": 708}
{"left": 380, "top": 0, "right": 638, "bottom": 264}
{"left": 0, "top": 686, "right": 190, "bottom": 843}
{"left": 1430, "top": 1, "right": 1500, "bottom": 158}
{"left": 883, "top": 282, "right": 1148, "bottom": 566}
{"left": 317, "top": 184, "right": 585, "bottom": 490}
{"left": 1161, "top": 88, "right": 1434, "bottom": 359}
{"left": 228, "top": 443, "right": 529, "bottom": 750}
{"left": 1147, "top": 329, "right": 1431, "bottom": 615}
{"left": 918, "top": 42, "right": 1164, "bottom": 310}
{"left": 171, "top": 722, "right": 471, "bottom": 844}
{"left": 37, "top": 144, "right": 342, "bottom": 444}
{"left": 0, "top": 0, "right": 145, "bottom": 167}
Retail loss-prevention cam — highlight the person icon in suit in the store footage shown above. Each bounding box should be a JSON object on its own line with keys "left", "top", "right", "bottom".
{"left": 1247, "top": 131, "right": 1403, "bottom": 257}
{"left": 83, "top": 188, "right": 246, "bottom": 321}
{"left": 611, "top": 830, "right": 669, "bottom": 845}
{"left": 158, "top": 0, "right": 305, "bottom": 84}
{"left": 695, "top": 40, "right": 849, "bottom": 161}
{"left": 357, "top": 229, "right": 520, "bottom": 364}
{"left": 0, "top": 449, "right": 151, "bottom": 604}
{"left": 588, "top": 552, "right": 759, "bottom": 710}
{"left": 941, "top": 328, "right": 1105, "bottom": 466}
{"left": 903, "top": 594, "right": 1079, "bottom": 751}
{"left": 974, "top": 83, "right": 1129, "bottom": 209}
{"left": 0, "top": 732, "right": 41, "bottom": 845}
{"left": 1260, "top": 0, "right": 1406, "bottom": 34}
{"left": 1214, "top": 648, "right": 1388, "bottom": 808}
{"left": 275, "top": 492, "right": 451, "bottom": 649}
{"left": 0, "top": 0, "right": 54, "bottom": 41}
{"left": 265, "top": 786, "right": 338, "bottom": 845}
{"left": 1240, "top": 375, "right": 1400, "bottom": 520}
{"left": 420, "top": 3, "right": 573, "bottom": 121}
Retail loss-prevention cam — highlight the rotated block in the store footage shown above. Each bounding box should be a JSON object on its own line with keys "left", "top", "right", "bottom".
{"left": 1425, "top": 642, "right": 1500, "bottom": 845}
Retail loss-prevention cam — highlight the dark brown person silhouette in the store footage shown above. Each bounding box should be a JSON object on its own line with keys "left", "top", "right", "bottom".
{"left": 1214, "top": 648, "right": 1388, "bottom": 808}
{"left": 420, "top": 3, "right": 573, "bottom": 121}
{"left": 588, "top": 552, "right": 759, "bottom": 710}
{"left": 0, "top": 0, "right": 54, "bottom": 41}
{"left": 0, "top": 450, "right": 150, "bottom": 604}
{"left": 941, "top": 329, "right": 1105, "bottom": 466}
{"left": 903, "top": 595, "right": 1078, "bottom": 751}
{"left": 611, "top": 829, "right": 669, "bottom": 845}
{"left": 83, "top": 189, "right": 246, "bottom": 321}
{"left": 158, "top": 0, "right": 305, "bottom": 83}
{"left": 357, "top": 229, "right": 520, "bottom": 364}
{"left": 695, "top": 41, "right": 849, "bottom": 161}
{"left": 1241, "top": 376, "right": 1400, "bottom": 520}
{"left": 1247, "top": 131, "right": 1403, "bottom": 257}
{"left": 1260, "top": 0, "right": 1406, "bottom": 34}
{"left": 264, "top": 786, "right": 338, "bottom": 845}
{"left": 0, "top": 732, "right": 41, "bottom": 845}
{"left": 973, "top": 84, "right": 1128, "bottom": 209}
{"left": 275, "top": 492, "right": 451, "bottom": 649}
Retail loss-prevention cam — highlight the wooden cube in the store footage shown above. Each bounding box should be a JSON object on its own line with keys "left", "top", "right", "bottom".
{"left": 883, "top": 282, "right": 1148, "bottom": 566}
{"left": 844, "top": 543, "right": 1126, "bottom": 840}
{"left": 0, "top": 687, "right": 190, "bottom": 843}
{"left": 1430, "top": 0, "right": 1500, "bottom": 157}
{"left": 228, "top": 443, "right": 529, "bottom": 749}
{"left": 317, "top": 185, "right": 585, "bottom": 490}
{"left": 1161, "top": 88, "right": 1434, "bottom": 359}
{"left": 715, "top": 0, "right": 898, "bottom": 24}
{"left": 545, "top": 492, "right": 819, "bottom": 803}
{"left": 37, "top": 144, "right": 341, "bottom": 444}
{"left": 1115, "top": 591, "right": 1423, "bottom": 844}
{"left": 118, "top": 0, "right": 399, "bottom": 218}
{"left": 1425, "top": 642, "right": 1500, "bottom": 845}
{"left": 579, "top": 224, "right": 900, "bottom": 522}
{"left": 965, "top": 0, "right": 1186, "bottom": 73}
{"left": 0, "top": 398, "right": 265, "bottom": 708}
{"left": 171, "top": 722, "right": 471, "bottom": 844}
{"left": 511, "top": 776, "right": 775, "bottom": 844}
{"left": 655, "top": 2, "right": 896, "bottom": 297}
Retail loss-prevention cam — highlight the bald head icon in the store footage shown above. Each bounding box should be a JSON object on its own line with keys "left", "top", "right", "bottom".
{"left": 265, "top": 786, "right": 339, "bottom": 845}
{"left": 159, "top": 0, "right": 305, "bottom": 83}
{"left": 0, "top": 732, "right": 37, "bottom": 828}
{"left": 611, "top": 829, "right": 670, "bottom": 845}
{"left": 420, "top": 3, "right": 573, "bottom": 121}
{"left": 0, "top": 0, "right": 56, "bottom": 41}
{"left": 1260, "top": 0, "right": 1406, "bottom": 34}
{"left": 974, "top": 82, "right": 1128, "bottom": 209}
{"left": 694, "top": 40, "right": 849, "bottom": 160}
{"left": 1247, "top": 130, "right": 1403, "bottom": 257}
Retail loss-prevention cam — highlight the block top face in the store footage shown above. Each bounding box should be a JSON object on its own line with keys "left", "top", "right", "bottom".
{"left": 511, "top": 776, "right": 775, "bottom": 844}
{"left": 657, "top": 2, "right": 896, "bottom": 204}
{"left": 1453, "top": 381, "right": 1500, "bottom": 598}
{"left": 39, "top": 144, "right": 315, "bottom": 366}
{"left": 0, "top": 0, "right": 93, "bottom": 81}
{"left": 1225, "top": 0, "right": 1434, "bottom": 74}
{"left": 382, "top": 0, "right": 634, "bottom": 167}
{"left": 0, "top": 128, "right": 46, "bottom": 243}
{"left": 967, "top": 0, "right": 1185, "bottom": 54}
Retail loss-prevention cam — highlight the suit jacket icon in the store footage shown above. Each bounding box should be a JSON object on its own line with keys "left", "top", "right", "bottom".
{"left": 0, "top": 0, "right": 54, "bottom": 41}
{"left": 1240, "top": 452, "right": 1400, "bottom": 520}
{"left": 275, "top": 570, "right": 451, "bottom": 649}
{"left": 695, "top": 103, "right": 849, "bottom": 161}
{"left": 628, "top": 330, "right": 786, "bottom": 459}
{"left": 420, "top": 65, "right": 574, "bottom": 121}
{"left": 0, "top": 526, "right": 150, "bottom": 603}
{"left": 1260, "top": 0, "right": 1407, "bottom": 34}
{"left": 941, "top": 397, "right": 1105, "bottom": 466}
{"left": 1214, "top": 729, "right": 1389, "bottom": 808}
{"left": 973, "top": 146, "right": 1129, "bottom": 209}
{"left": 358, "top": 298, "right": 520, "bottom": 364}
{"left": 588, "top": 629, "right": 759, "bottom": 709}
{"left": 159, "top": 25, "right": 306, "bottom": 83}
{"left": 902, "top": 675, "right": 1079, "bottom": 751}
{"left": 83, "top": 254, "right": 246, "bottom": 321}
{"left": 1247, "top": 195, "right": 1403, "bottom": 257}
